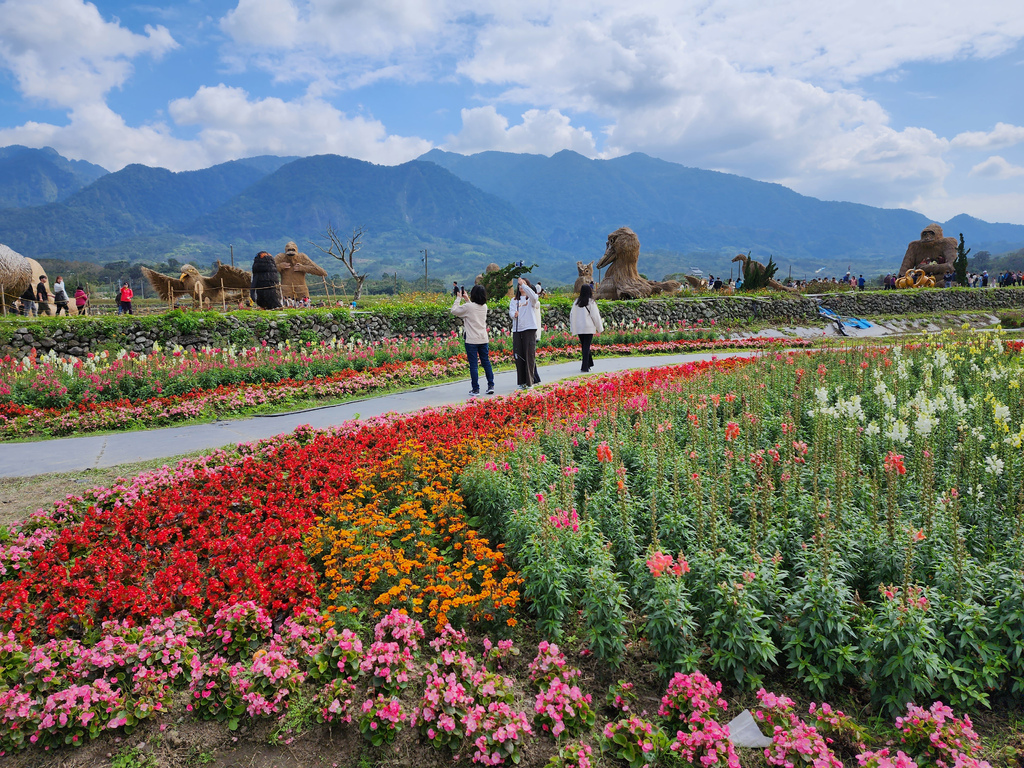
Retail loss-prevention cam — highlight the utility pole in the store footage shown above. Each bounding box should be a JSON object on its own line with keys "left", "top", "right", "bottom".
{"left": 230, "top": 245, "right": 234, "bottom": 268}
{"left": 420, "top": 249, "right": 428, "bottom": 290}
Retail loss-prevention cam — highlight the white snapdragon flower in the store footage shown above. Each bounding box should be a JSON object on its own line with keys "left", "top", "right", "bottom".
{"left": 838, "top": 395, "right": 866, "bottom": 422}
{"left": 884, "top": 420, "right": 910, "bottom": 443}
{"left": 814, "top": 387, "right": 830, "bottom": 406}
{"left": 984, "top": 455, "right": 1005, "bottom": 476}
{"left": 914, "top": 414, "right": 936, "bottom": 437}
{"left": 865, "top": 422, "right": 881, "bottom": 436}
{"left": 993, "top": 403, "right": 1011, "bottom": 424}
{"left": 874, "top": 381, "right": 888, "bottom": 396}
{"left": 881, "top": 392, "right": 897, "bottom": 410}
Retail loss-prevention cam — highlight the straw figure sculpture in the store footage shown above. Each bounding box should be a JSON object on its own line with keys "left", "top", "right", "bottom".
{"left": 682, "top": 275, "right": 709, "bottom": 291}
{"left": 0, "top": 243, "right": 36, "bottom": 303}
{"left": 573, "top": 261, "right": 594, "bottom": 293}
{"left": 142, "top": 263, "right": 251, "bottom": 308}
{"left": 276, "top": 241, "right": 328, "bottom": 301}
{"left": 593, "top": 227, "right": 681, "bottom": 299}
{"left": 898, "top": 223, "right": 957, "bottom": 278}
{"left": 731, "top": 253, "right": 797, "bottom": 293}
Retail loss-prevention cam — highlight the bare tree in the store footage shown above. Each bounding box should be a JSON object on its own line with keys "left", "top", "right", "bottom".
{"left": 311, "top": 224, "right": 368, "bottom": 301}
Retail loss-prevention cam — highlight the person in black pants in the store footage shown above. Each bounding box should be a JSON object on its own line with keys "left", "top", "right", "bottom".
{"left": 509, "top": 278, "right": 539, "bottom": 389}
{"left": 568, "top": 284, "right": 604, "bottom": 372}
{"left": 36, "top": 275, "right": 50, "bottom": 316}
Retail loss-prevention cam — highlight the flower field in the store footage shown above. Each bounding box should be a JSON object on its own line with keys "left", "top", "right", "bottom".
{"left": 0, "top": 328, "right": 806, "bottom": 439}
{"left": 1, "top": 330, "right": 1023, "bottom": 765}
{"left": 462, "top": 333, "right": 1024, "bottom": 715}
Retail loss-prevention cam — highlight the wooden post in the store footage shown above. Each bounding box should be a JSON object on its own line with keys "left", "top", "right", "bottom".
{"left": 221, "top": 279, "right": 227, "bottom": 311}
{"left": 323, "top": 276, "right": 330, "bottom": 303}
{"left": 1, "top": 291, "right": 6, "bottom": 316}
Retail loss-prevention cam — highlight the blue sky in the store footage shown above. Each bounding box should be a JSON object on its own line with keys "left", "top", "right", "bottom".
{"left": 1, "top": 0, "right": 1023, "bottom": 224}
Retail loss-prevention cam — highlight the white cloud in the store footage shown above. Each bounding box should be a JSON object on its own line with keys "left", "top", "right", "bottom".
{"left": 168, "top": 85, "right": 432, "bottom": 166}
{"left": 968, "top": 156, "right": 1024, "bottom": 179}
{"left": 952, "top": 123, "right": 1024, "bottom": 150}
{"left": 0, "top": 0, "right": 176, "bottom": 109}
{"left": 0, "top": 86, "right": 432, "bottom": 172}
{"left": 909, "top": 189, "right": 1024, "bottom": 226}
{"left": 444, "top": 107, "right": 597, "bottom": 156}
{"left": 458, "top": 11, "right": 957, "bottom": 207}
{"left": 0, "top": 103, "right": 211, "bottom": 171}
{"left": 218, "top": 0, "right": 457, "bottom": 88}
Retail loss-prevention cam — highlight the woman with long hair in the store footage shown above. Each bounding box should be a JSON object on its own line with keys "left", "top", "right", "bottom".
{"left": 568, "top": 283, "right": 604, "bottom": 372}
{"left": 509, "top": 277, "right": 540, "bottom": 389}
{"left": 452, "top": 284, "right": 495, "bottom": 395}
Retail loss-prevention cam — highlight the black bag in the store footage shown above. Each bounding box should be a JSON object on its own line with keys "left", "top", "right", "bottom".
{"left": 55, "top": 290, "right": 68, "bottom": 303}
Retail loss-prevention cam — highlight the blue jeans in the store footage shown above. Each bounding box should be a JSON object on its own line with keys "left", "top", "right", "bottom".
{"left": 465, "top": 343, "right": 494, "bottom": 392}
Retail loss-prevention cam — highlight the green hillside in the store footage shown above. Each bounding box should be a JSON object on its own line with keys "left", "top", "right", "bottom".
{"left": 3, "top": 145, "right": 1024, "bottom": 286}
{"left": 0, "top": 146, "right": 108, "bottom": 208}
{"left": 186, "top": 155, "right": 550, "bottom": 277}
{"left": 419, "top": 149, "right": 1024, "bottom": 278}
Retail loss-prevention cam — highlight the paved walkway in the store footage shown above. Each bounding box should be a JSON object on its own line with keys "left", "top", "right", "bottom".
{"left": 0, "top": 351, "right": 754, "bottom": 478}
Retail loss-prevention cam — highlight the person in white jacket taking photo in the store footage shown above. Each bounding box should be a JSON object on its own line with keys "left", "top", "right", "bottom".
{"left": 568, "top": 284, "right": 604, "bottom": 373}
{"left": 509, "top": 277, "right": 540, "bottom": 389}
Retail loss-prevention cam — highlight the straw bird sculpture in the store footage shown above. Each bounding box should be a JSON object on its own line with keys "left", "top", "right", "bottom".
{"left": 142, "top": 263, "right": 251, "bottom": 308}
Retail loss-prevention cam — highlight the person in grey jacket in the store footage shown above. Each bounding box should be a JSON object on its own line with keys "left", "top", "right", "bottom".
{"left": 452, "top": 285, "right": 495, "bottom": 395}
{"left": 568, "top": 284, "right": 604, "bottom": 372}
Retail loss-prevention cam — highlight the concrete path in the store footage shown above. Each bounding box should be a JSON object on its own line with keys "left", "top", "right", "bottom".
{"left": 0, "top": 351, "right": 753, "bottom": 478}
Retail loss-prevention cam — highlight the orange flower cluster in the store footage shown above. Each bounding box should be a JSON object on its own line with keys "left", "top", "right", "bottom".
{"left": 306, "top": 434, "right": 522, "bottom": 632}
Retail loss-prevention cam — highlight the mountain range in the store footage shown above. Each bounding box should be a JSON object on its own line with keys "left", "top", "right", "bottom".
{"left": 2, "top": 145, "right": 1023, "bottom": 283}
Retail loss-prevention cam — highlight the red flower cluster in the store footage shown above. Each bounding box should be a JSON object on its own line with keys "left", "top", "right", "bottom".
{"left": 1, "top": 357, "right": 747, "bottom": 642}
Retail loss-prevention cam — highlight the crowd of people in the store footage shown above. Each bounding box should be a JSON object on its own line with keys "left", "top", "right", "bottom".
{"left": 878, "top": 269, "right": 1024, "bottom": 289}
{"left": 450, "top": 276, "right": 605, "bottom": 396}
{"left": 15, "top": 275, "right": 90, "bottom": 317}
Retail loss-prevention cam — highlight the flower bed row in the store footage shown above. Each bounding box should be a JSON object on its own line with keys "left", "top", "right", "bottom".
{"left": 0, "top": 357, "right": 743, "bottom": 640}
{"left": 0, "top": 335, "right": 803, "bottom": 439}
{"left": 1, "top": 603, "right": 993, "bottom": 768}
{"left": 460, "top": 330, "right": 1024, "bottom": 716}
{"left": 0, "top": 321, "right": 729, "bottom": 411}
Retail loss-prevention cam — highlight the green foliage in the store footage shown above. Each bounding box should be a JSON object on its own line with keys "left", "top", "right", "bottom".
{"left": 599, "top": 717, "right": 670, "bottom": 768}
{"left": 580, "top": 542, "right": 629, "bottom": 666}
{"left": 738, "top": 253, "right": 779, "bottom": 291}
{"left": 111, "top": 746, "right": 158, "bottom": 768}
{"left": 642, "top": 568, "right": 700, "bottom": 676}
{"left": 862, "top": 590, "right": 943, "bottom": 717}
{"left": 480, "top": 262, "right": 538, "bottom": 305}
{"left": 955, "top": 233, "right": 971, "bottom": 287}
{"left": 704, "top": 578, "right": 779, "bottom": 689}
{"left": 783, "top": 572, "right": 860, "bottom": 698}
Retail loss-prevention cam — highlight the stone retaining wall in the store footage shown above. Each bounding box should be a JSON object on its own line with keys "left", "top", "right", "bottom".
{"left": 3, "top": 287, "right": 1023, "bottom": 358}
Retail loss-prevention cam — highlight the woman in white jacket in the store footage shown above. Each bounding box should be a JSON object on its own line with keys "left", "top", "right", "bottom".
{"left": 509, "top": 278, "right": 540, "bottom": 389}
{"left": 568, "top": 284, "right": 603, "bottom": 372}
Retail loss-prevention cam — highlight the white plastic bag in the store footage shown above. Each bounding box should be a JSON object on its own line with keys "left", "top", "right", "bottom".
{"left": 726, "top": 708, "right": 772, "bottom": 747}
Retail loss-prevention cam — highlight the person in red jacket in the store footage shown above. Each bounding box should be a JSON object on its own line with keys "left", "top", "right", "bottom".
{"left": 118, "top": 281, "right": 134, "bottom": 315}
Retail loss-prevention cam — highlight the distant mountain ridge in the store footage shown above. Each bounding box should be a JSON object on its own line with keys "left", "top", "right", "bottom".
{"left": 419, "top": 149, "right": 1024, "bottom": 277}
{"left": 1, "top": 145, "right": 1022, "bottom": 283}
{"left": 0, "top": 146, "right": 108, "bottom": 209}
